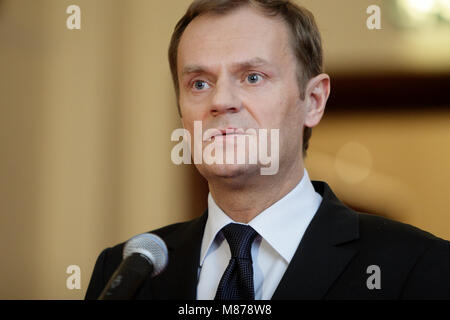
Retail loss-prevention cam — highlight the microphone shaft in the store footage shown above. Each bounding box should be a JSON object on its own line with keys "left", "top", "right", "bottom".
{"left": 98, "top": 253, "right": 153, "bottom": 300}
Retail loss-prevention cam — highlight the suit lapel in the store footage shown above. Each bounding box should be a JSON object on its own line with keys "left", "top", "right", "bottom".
{"left": 271, "top": 181, "right": 359, "bottom": 300}
{"left": 141, "top": 212, "right": 208, "bottom": 299}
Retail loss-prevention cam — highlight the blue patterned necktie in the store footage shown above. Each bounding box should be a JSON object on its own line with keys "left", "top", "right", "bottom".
{"left": 214, "top": 223, "right": 258, "bottom": 300}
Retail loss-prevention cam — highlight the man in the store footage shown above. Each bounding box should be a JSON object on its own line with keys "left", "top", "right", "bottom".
{"left": 86, "top": 0, "right": 450, "bottom": 300}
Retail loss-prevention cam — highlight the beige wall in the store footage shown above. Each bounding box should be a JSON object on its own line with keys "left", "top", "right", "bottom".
{"left": 0, "top": 0, "right": 448, "bottom": 299}
{"left": 306, "top": 109, "right": 450, "bottom": 239}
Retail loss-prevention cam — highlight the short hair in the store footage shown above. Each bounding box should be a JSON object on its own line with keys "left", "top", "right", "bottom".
{"left": 168, "top": 0, "right": 323, "bottom": 157}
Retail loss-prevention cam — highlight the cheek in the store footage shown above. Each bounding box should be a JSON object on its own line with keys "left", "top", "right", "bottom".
{"left": 247, "top": 80, "right": 302, "bottom": 128}
{"left": 267, "top": 96, "right": 305, "bottom": 152}
{"left": 180, "top": 93, "right": 210, "bottom": 122}
{"left": 243, "top": 92, "right": 284, "bottom": 129}
{"left": 180, "top": 104, "right": 201, "bottom": 124}
{"left": 251, "top": 96, "right": 301, "bottom": 131}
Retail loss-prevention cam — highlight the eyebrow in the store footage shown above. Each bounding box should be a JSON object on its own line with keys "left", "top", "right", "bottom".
{"left": 181, "top": 57, "right": 271, "bottom": 76}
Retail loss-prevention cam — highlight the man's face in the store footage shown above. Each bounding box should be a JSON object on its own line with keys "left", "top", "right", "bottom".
{"left": 177, "top": 6, "right": 307, "bottom": 182}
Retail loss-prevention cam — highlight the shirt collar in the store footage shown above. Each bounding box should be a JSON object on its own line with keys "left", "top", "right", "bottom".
{"left": 200, "top": 168, "right": 322, "bottom": 266}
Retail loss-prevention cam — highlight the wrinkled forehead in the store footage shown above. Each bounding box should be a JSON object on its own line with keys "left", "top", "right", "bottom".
{"left": 177, "top": 6, "right": 294, "bottom": 75}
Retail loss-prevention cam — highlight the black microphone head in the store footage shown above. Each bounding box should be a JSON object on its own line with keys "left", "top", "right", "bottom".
{"left": 123, "top": 233, "right": 168, "bottom": 277}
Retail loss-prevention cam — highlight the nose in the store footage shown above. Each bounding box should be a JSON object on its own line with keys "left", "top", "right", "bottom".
{"left": 209, "top": 77, "right": 242, "bottom": 116}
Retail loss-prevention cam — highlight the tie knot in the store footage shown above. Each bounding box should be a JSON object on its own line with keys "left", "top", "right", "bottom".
{"left": 221, "top": 223, "right": 258, "bottom": 259}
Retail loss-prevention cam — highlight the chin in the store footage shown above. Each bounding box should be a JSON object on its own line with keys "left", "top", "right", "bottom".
{"left": 196, "top": 163, "right": 260, "bottom": 181}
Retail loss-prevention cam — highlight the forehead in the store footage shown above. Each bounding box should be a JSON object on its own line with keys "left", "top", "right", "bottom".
{"left": 177, "top": 6, "right": 293, "bottom": 73}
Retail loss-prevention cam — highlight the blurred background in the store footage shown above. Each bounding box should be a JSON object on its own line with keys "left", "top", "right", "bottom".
{"left": 0, "top": 0, "right": 449, "bottom": 299}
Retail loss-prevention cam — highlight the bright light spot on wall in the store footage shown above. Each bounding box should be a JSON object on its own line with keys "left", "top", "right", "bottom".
{"left": 437, "top": 0, "right": 450, "bottom": 20}
{"left": 402, "top": 0, "right": 436, "bottom": 15}
{"left": 392, "top": 0, "right": 450, "bottom": 27}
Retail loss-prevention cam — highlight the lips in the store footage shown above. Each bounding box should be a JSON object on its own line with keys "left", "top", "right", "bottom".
{"left": 217, "top": 127, "right": 239, "bottom": 136}
{"left": 204, "top": 127, "right": 247, "bottom": 141}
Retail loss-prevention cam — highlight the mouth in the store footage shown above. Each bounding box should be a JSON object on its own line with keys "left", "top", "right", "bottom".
{"left": 209, "top": 127, "right": 245, "bottom": 141}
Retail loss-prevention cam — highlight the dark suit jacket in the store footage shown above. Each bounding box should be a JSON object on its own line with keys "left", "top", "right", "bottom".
{"left": 85, "top": 181, "right": 450, "bottom": 300}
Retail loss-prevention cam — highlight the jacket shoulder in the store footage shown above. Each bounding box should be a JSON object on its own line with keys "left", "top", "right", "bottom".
{"left": 357, "top": 212, "right": 443, "bottom": 245}
{"left": 355, "top": 212, "right": 450, "bottom": 298}
{"left": 400, "top": 235, "right": 450, "bottom": 299}
{"left": 107, "top": 215, "right": 203, "bottom": 258}
{"left": 84, "top": 215, "right": 204, "bottom": 300}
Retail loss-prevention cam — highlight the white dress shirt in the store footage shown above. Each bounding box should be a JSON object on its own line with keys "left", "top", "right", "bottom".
{"left": 196, "top": 168, "right": 323, "bottom": 300}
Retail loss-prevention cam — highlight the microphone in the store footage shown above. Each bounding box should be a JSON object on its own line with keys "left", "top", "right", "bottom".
{"left": 98, "top": 233, "right": 168, "bottom": 300}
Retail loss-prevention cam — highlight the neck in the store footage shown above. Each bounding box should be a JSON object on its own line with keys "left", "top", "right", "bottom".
{"left": 209, "top": 161, "right": 305, "bottom": 223}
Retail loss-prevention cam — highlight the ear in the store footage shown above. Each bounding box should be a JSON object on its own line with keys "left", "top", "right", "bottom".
{"left": 303, "top": 73, "right": 330, "bottom": 128}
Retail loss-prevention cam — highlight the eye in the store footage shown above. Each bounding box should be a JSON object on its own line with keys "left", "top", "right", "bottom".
{"left": 246, "top": 73, "right": 262, "bottom": 84}
{"left": 192, "top": 80, "right": 210, "bottom": 91}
